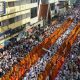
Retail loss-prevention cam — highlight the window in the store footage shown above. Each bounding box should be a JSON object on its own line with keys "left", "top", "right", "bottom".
{"left": 8, "top": 0, "right": 31, "bottom": 8}
{"left": 15, "top": 15, "right": 23, "bottom": 22}
{"left": 38, "top": 0, "right": 40, "bottom": 5}
{"left": 15, "top": 16, "right": 20, "bottom": 22}
{"left": 50, "top": 3, "right": 55, "bottom": 10}
{"left": 1, "top": 13, "right": 30, "bottom": 27}
{"left": 31, "top": 7, "right": 37, "bottom": 18}
{"left": 10, "top": 25, "right": 25, "bottom": 35}
{"left": 19, "top": 0, "right": 31, "bottom": 5}
{"left": 9, "top": 18, "right": 15, "bottom": 24}
{"left": 0, "top": 23, "right": 28, "bottom": 40}
{"left": 8, "top": 2, "right": 15, "bottom": 7}
{"left": 26, "top": 13, "right": 30, "bottom": 18}
{"left": 26, "top": 0, "right": 31, "bottom": 3}
{"left": 14, "top": 1, "right": 20, "bottom": 6}
{"left": 20, "top": 0, "right": 27, "bottom": 5}
{"left": 59, "top": 1, "right": 65, "bottom": 9}
{"left": 31, "top": 0, "right": 37, "bottom": 3}
{"left": 0, "top": 22, "right": 1, "bottom": 26}
{"left": 1, "top": 20, "right": 9, "bottom": 26}
{"left": 22, "top": 13, "right": 30, "bottom": 19}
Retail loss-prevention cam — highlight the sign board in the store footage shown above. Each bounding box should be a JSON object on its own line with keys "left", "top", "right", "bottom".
{"left": 0, "top": 2, "right": 6, "bottom": 15}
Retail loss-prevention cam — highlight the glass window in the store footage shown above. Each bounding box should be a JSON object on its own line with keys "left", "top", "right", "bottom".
{"left": 31, "top": 0, "right": 37, "bottom": 3}
{"left": 26, "top": 13, "right": 30, "bottom": 18}
{"left": 1, "top": 12, "right": 30, "bottom": 27}
{"left": 31, "top": 7, "right": 37, "bottom": 18}
{"left": 8, "top": 2, "right": 15, "bottom": 7}
{"left": 9, "top": 18, "right": 15, "bottom": 24}
{"left": 1, "top": 20, "right": 9, "bottom": 26}
{"left": 0, "top": 22, "right": 1, "bottom": 26}
{"left": 50, "top": 3, "right": 55, "bottom": 10}
{"left": 14, "top": 1, "right": 20, "bottom": 6}
{"left": 59, "top": 1, "right": 65, "bottom": 9}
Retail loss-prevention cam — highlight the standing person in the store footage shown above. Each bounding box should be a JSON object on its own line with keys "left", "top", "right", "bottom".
{"left": 0, "top": 68, "right": 3, "bottom": 78}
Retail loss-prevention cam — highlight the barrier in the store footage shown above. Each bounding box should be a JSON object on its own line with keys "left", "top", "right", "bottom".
{"left": 1, "top": 19, "right": 73, "bottom": 80}
{"left": 37, "top": 22, "right": 80, "bottom": 80}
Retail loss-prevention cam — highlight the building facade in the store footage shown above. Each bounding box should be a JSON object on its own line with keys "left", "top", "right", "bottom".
{"left": 0, "top": 0, "right": 40, "bottom": 47}
{"left": 0, "top": 0, "right": 73, "bottom": 47}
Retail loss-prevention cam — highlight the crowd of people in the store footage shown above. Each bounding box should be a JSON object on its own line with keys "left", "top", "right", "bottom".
{"left": 0, "top": 0, "right": 80, "bottom": 79}
{"left": 22, "top": 22, "right": 76, "bottom": 80}
{"left": 0, "top": 18, "right": 62, "bottom": 77}
{"left": 67, "top": 0, "right": 80, "bottom": 23}
{"left": 22, "top": 1, "right": 80, "bottom": 80}
{"left": 55, "top": 35, "right": 80, "bottom": 80}
{"left": 55, "top": 1, "right": 80, "bottom": 80}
